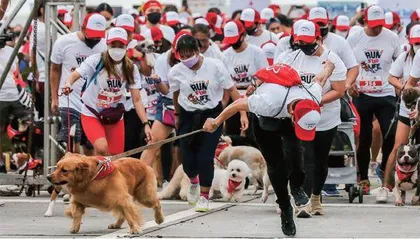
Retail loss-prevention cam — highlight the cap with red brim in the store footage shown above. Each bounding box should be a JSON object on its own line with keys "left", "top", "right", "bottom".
{"left": 293, "top": 100, "right": 321, "bottom": 141}
{"left": 223, "top": 20, "right": 245, "bottom": 45}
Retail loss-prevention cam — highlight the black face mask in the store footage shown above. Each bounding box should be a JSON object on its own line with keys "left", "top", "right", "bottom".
{"left": 299, "top": 42, "right": 319, "bottom": 56}
{"left": 147, "top": 12, "right": 161, "bottom": 25}
{"left": 246, "top": 26, "right": 258, "bottom": 36}
{"left": 320, "top": 26, "right": 329, "bottom": 37}
{"left": 289, "top": 36, "right": 299, "bottom": 51}
{"left": 84, "top": 37, "right": 101, "bottom": 49}
{"left": 231, "top": 37, "right": 244, "bottom": 50}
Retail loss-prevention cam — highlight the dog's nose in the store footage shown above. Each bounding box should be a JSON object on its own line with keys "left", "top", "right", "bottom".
{"left": 46, "top": 175, "right": 52, "bottom": 182}
{"left": 404, "top": 156, "right": 410, "bottom": 161}
{"left": 232, "top": 173, "right": 236, "bottom": 178}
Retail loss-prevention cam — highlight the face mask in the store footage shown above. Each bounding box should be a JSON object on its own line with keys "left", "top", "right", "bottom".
{"left": 181, "top": 54, "right": 199, "bottom": 68}
{"left": 84, "top": 37, "right": 101, "bottom": 49}
{"left": 231, "top": 37, "right": 244, "bottom": 50}
{"left": 246, "top": 26, "right": 258, "bottom": 36}
{"left": 335, "top": 30, "right": 348, "bottom": 39}
{"left": 108, "top": 48, "right": 126, "bottom": 62}
{"left": 147, "top": 12, "right": 161, "bottom": 25}
{"left": 414, "top": 45, "right": 420, "bottom": 53}
{"left": 320, "top": 26, "right": 329, "bottom": 37}
{"left": 299, "top": 42, "right": 319, "bottom": 56}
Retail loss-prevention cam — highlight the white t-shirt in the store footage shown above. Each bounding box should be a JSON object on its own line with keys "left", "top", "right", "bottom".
{"left": 323, "top": 32, "right": 358, "bottom": 69}
{"left": 169, "top": 57, "right": 234, "bottom": 112}
{"left": 154, "top": 50, "right": 174, "bottom": 99}
{"left": 141, "top": 24, "right": 175, "bottom": 43}
{"left": 223, "top": 44, "right": 268, "bottom": 95}
{"left": 248, "top": 83, "right": 322, "bottom": 118}
{"left": 389, "top": 51, "right": 414, "bottom": 118}
{"left": 347, "top": 27, "right": 400, "bottom": 97}
{"left": 245, "top": 29, "right": 279, "bottom": 48}
{"left": 410, "top": 52, "right": 420, "bottom": 79}
{"left": 75, "top": 53, "right": 142, "bottom": 118}
{"left": 50, "top": 32, "right": 107, "bottom": 111}
{"left": 398, "top": 27, "right": 408, "bottom": 46}
{"left": 281, "top": 50, "right": 347, "bottom": 131}
{"left": 274, "top": 36, "right": 292, "bottom": 60}
{"left": 203, "top": 43, "right": 225, "bottom": 63}
{"left": 0, "top": 46, "right": 19, "bottom": 101}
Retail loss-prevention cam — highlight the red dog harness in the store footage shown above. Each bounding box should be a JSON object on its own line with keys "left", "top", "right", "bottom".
{"left": 228, "top": 179, "right": 242, "bottom": 193}
{"left": 93, "top": 156, "right": 115, "bottom": 180}
{"left": 395, "top": 165, "right": 415, "bottom": 182}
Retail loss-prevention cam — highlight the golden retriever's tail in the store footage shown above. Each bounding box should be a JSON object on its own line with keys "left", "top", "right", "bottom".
{"left": 157, "top": 165, "right": 185, "bottom": 200}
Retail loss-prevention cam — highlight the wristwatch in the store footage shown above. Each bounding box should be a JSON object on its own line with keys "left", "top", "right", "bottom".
{"left": 142, "top": 121, "right": 151, "bottom": 127}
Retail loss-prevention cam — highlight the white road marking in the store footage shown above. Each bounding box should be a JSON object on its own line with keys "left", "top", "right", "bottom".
{"left": 95, "top": 202, "right": 228, "bottom": 239}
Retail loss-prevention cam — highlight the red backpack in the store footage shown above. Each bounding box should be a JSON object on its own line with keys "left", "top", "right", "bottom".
{"left": 253, "top": 63, "right": 302, "bottom": 87}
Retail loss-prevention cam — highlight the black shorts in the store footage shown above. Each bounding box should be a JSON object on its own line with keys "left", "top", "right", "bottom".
{"left": 0, "top": 101, "right": 30, "bottom": 130}
{"left": 398, "top": 115, "right": 410, "bottom": 127}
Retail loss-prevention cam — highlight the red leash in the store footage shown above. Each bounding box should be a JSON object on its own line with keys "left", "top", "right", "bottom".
{"left": 214, "top": 156, "right": 226, "bottom": 169}
{"left": 66, "top": 95, "right": 71, "bottom": 152}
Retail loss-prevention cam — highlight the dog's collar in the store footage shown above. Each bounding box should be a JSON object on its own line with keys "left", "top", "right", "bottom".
{"left": 92, "top": 156, "right": 115, "bottom": 180}
{"left": 215, "top": 142, "right": 229, "bottom": 158}
{"left": 227, "top": 179, "right": 242, "bottom": 193}
{"left": 395, "top": 165, "right": 416, "bottom": 182}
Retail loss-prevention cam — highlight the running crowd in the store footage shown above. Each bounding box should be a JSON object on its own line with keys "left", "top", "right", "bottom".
{"left": 2, "top": 1, "right": 420, "bottom": 237}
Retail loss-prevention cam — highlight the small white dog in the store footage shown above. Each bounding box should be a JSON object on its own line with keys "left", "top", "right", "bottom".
{"left": 211, "top": 160, "right": 250, "bottom": 202}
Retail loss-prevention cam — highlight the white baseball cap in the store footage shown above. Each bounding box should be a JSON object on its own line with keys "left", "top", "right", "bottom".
{"left": 295, "top": 21, "right": 321, "bottom": 43}
{"left": 115, "top": 14, "right": 135, "bottom": 32}
{"left": 165, "top": 11, "right": 180, "bottom": 26}
{"left": 260, "top": 8, "right": 274, "bottom": 24}
{"left": 333, "top": 15, "right": 350, "bottom": 31}
{"left": 195, "top": 18, "right": 209, "bottom": 26}
{"left": 291, "top": 19, "right": 308, "bottom": 39}
{"left": 308, "top": 7, "right": 329, "bottom": 24}
{"left": 261, "top": 41, "right": 276, "bottom": 65}
{"left": 409, "top": 25, "right": 420, "bottom": 44}
{"left": 240, "top": 8, "right": 261, "bottom": 27}
{"left": 83, "top": 13, "right": 106, "bottom": 38}
{"left": 223, "top": 20, "right": 245, "bottom": 45}
{"left": 107, "top": 27, "right": 128, "bottom": 45}
{"left": 128, "top": 8, "right": 139, "bottom": 16}
{"left": 364, "top": 5, "right": 385, "bottom": 28}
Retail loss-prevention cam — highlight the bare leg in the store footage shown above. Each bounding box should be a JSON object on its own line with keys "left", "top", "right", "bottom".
{"left": 140, "top": 121, "right": 173, "bottom": 166}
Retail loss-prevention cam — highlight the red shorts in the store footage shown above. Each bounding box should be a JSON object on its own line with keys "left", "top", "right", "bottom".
{"left": 81, "top": 115, "right": 125, "bottom": 155}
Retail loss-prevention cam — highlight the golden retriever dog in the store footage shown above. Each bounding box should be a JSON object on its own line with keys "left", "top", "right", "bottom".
{"left": 48, "top": 153, "right": 165, "bottom": 234}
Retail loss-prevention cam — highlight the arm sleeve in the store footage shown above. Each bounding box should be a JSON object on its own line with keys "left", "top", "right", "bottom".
{"left": 393, "top": 35, "right": 402, "bottom": 58}
{"left": 155, "top": 53, "right": 170, "bottom": 84}
{"left": 389, "top": 53, "right": 405, "bottom": 78}
{"left": 168, "top": 67, "right": 180, "bottom": 92}
{"left": 75, "top": 54, "right": 100, "bottom": 80}
{"left": 410, "top": 53, "right": 420, "bottom": 78}
{"left": 339, "top": 38, "right": 358, "bottom": 69}
{"left": 129, "top": 65, "right": 142, "bottom": 89}
{"left": 328, "top": 53, "right": 347, "bottom": 82}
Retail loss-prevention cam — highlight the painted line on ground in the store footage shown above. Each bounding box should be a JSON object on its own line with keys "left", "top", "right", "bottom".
{"left": 95, "top": 202, "right": 228, "bottom": 239}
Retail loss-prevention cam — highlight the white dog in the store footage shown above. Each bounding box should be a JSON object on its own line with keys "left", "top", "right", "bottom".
{"left": 210, "top": 160, "right": 250, "bottom": 202}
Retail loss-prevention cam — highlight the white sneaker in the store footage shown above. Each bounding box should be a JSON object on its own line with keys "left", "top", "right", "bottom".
{"left": 195, "top": 196, "right": 210, "bottom": 212}
{"left": 187, "top": 183, "right": 200, "bottom": 206}
{"left": 63, "top": 194, "right": 71, "bottom": 204}
{"left": 376, "top": 187, "right": 389, "bottom": 203}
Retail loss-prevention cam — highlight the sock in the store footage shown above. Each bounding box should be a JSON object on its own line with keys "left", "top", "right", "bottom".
{"left": 200, "top": 191, "right": 209, "bottom": 200}
{"left": 190, "top": 176, "right": 199, "bottom": 185}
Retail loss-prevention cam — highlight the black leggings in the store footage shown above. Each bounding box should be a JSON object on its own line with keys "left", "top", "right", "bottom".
{"left": 353, "top": 94, "right": 396, "bottom": 180}
{"left": 253, "top": 117, "right": 303, "bottom": 209}
{"left": 302, "top": 127, "right": 338, "bottom": 196}
{"left": 123, "top": 109, "right": 146, "bottom": 159}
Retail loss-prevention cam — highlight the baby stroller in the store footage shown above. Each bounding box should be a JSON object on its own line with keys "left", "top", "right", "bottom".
{"left": 325, "top": 95, "right": 363, "bottom": 203}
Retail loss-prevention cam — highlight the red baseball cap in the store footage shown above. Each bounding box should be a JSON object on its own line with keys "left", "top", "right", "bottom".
{"left": 142, "top": 0, "right": 162, "bottom": 13}
{"left": 83, "top": 13, "right": 106, "bottom": 38}
{"left": 268, "top": 4, "right": 280, "bottom": 14}
{"left": 409, "top": 25, "right": 420, "bottom": 44}
{"left": 222, "top": 20, "right": 245, "bottom": 45}
{"left": 172, "top": 30, "right": 192, "bottom": 59}
{"left": 295, "top": 21, "right": 321, "bottom": 43}
{"left": 106, "top": 27, "right": 128, "bottom": 45}
{"left": 410, "top": 9, "right": 420, "bottom": 22}
{"left": 150, "top": 26, "right": 164, "bottom": 41}
{"left": 253, "top": 63, "right": 301, "bottom": 87}
{"left": 384, "top": 11, "right": 400, "bottom": 29}
{"left": 291, "top": 19, "right": 308, "bottom": 39}
{"left": 332, "top": 15, "right": 350, "bottom": 31}
{"left": 364, "top": 5, "right": 385, "bottom": 28}
{"left": 293, "top": 99, "right": 321, "bottom": 141}
{"left": 205, "top": 12, "right": 223, "bottom": 34}
{"left": 240, "top": 8, "right": 261, "bottom": 28}
{"left": 133, "top": 34, "right": 145, "bottom": 41}
{"left": 308, "top": 7, "right": 329, "bottom": 25}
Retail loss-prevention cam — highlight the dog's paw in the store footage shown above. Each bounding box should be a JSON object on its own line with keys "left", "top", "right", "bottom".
{"left": 129, "top": 226, "right": 140, "bottom": 234}
{"left": 411, "top": 196, "right": 420, "bottom": 205}
{"left": 69, "top": 226, "right": 80, "bottom": 234}
{"left": 395, "top": 200, "right": 405, "bottom": 206}
{"left": 108, "top": 223, "right": 122, "bottom": 229}
{"left": 155, "top": 214, "right": 165, "bottom": 225}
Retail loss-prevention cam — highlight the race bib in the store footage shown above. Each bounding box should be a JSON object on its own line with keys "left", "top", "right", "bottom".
{"left": 359, "top": 76, "right": 383, "bottom": 93}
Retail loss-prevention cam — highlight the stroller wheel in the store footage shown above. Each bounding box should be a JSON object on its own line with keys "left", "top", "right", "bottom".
{"left": 348, "top": 185, "right": 355, "bottom": 203}
{"left": 25, "top": 185, "right": 34, "bottom": 197}
{"left": 358, "top": 186, "right": 364, "bottom": 204}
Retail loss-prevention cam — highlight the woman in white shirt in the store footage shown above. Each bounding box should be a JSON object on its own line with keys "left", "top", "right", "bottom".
{"left": 281, "top": 21, "right": 346, "bottom": 216}
{"left": 62, "top": 27, "right": 151, "bottom": 156}
{"left": 377, "top": 23, "right": 420, "bottom": 203}
{"left": 170, "top": 35, "right": 247, "bottom": 212}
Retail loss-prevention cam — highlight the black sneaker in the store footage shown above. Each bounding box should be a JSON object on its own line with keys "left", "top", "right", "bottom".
{"left": 280, "top": 206, "right": 296, "bottom": 236}
{"left": 291, "top": 187, "right": 309, "bottom": 207}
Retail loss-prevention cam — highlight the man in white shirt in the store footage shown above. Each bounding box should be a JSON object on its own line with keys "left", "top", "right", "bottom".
{"left": 50, "top": 13, "right": 107, "bottom": 154}
{"left": 240, "top": 8, "right": 279, "bottom": 48}
{"left": 346, "top": 5, "right": 400, "bottom": 196}
{"left": 140, "top": 0, "right": 175, "bottom": 43}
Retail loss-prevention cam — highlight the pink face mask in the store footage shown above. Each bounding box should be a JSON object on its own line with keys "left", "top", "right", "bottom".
{"left": 181, "top": 54, "right": 199, "bottom": 68}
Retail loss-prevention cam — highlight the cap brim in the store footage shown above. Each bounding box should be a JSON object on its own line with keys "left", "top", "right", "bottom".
{"left": 86, "top": 29, "right": 105, "bottom": 38}
{"left": 167, "top": 20, "right": 180, "bottom": 26}
{"left": 107, "top": 38, "right": 128, "bottom": 45}
{"left": 295, "top": 35, "right": 316, "bottom": 43}
{"left": 260, "top": 19, "right": 268, "bottom": 24}
{"left": 409, "top": 37, "right": 420, "bottom": 44}
{"left": 244, "top": 21, "right": 255, "bottom": 28}
{"left": 311, "top": 18, "right": 328, "bottom": 24}
{"left": 336, "top": 25, "right": 350, "bottom": 31}
{"left": 294, "top": 122, "right": 316, "bottom": 141}
{"left": 215, "top": 27, "right": 223, "bottom": 34}
{"left": 384, "top": 24, "right": 392, "bottom": 29}
{"left": 223, "top": 35, "right": 240, "bottom": 45}
{"left": 120, "top": 25, "right": 135, "bottom": 32}
{"left": 367, "top": 19, "right": 385, "bottom": 28}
